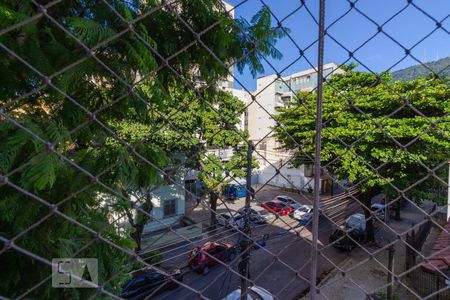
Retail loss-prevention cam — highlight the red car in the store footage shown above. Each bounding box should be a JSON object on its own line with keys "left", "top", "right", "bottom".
{"left": 188, "top": 241, "right": 236, "bottom": 275}
{"left": 261, "top": 200, "right": 293, "bottom": 216}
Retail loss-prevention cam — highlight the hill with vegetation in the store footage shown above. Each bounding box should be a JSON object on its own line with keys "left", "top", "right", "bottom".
{"left": 392, "top": 57, "right": 450, "bottom": 81}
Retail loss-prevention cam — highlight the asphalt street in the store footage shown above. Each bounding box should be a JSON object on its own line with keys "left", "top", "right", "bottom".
{"left": 149, "top": 186, "right": 361, "bottom": 299}
{"left": 156, "top": 218, "right": 344, "bottom": 300}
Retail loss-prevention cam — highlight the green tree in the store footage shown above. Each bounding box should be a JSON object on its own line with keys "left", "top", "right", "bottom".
{"left": 274, "top": 68, "right": 450, "bottom": 242}
{"left": 200, "top": 146, "right": 260, "bottom": 230}
{"left": 0, "top": 0, "right": 285, "bottom": 297}
{"left": 144, "top": 84, "right": 260, "bottom": 231}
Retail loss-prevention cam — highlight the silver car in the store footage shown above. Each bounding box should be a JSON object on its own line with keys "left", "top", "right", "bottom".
{"left": 275, "top": 195, "right": 302, "bottom": 210}
{"left": 217, "top": 211, "right": 243, "bottom": 229}
{"left": 239, "top": 205, "right": 275, "bottom": 224}
{"left": 222, "top": 285, "right": 274, "bottom": 300}
{"left": 293, "top": 204, "right": 313, "bottom": 220}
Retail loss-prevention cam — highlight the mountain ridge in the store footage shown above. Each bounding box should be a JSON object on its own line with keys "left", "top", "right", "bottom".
{"left": 391, "top": 56, "right": 450, "bottom": 81}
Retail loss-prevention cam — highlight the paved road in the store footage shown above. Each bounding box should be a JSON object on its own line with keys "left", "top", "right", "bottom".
{"left": 156, "top": 217, "right": 346, "bottom": 300}
{"left": 148, "top": 185, "right": 361, "bottom": 299}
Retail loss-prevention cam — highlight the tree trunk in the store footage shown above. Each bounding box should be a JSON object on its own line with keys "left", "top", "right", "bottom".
{"left": 131, "top": 224, "right": 144, "bottom": 252}
{"left": 395, "top": 197, "right": 401, "bottom": 220}
{"left": 209, "top": 190, "right": 218, "bottom": 231}
{"left": 361, "top": 186, "right": 382, "bottom": 243}
{"left": 128, "top": 192, "right": 153, "bottom": 253}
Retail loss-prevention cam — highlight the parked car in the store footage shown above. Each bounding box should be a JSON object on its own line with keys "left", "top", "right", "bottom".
{"left": 292, "top": 204, "right": 313, "bottom": 220}
{"left": 222, "top": 285, "right": 274, "bottom": 300}
{"left": 238, "top": 205, "right": 275, "bottom": 224}
{"left": 329, "top": 227, "right": 365, "bottom": 251}
{"left": 222, "top": 184, "right": 248, "bottom": 200}
{"left": 275, "top": 195, "right": 301, "bottom": 210}
{"left": 298, "top": 212, "right": 314, "bottom": 226}
{"left": 331, "top": 213, "right": 367, "bottom": 251}
{"left": 188, "top": 241, "right": 237, "bottom": 275}
{"left": 217, "top": 211, "right": 244, "bottom": 230}
{"left": 120, "top": 270, "right": 183, "bottom": 300}
{"left": 371, "top": 203, "right": 386, "bottom": 221}
{"left": 260, "top": 200, "right": 293, "bottom": 216}
{"left": 345, "top": 213, "right": 366, "bottom": 233}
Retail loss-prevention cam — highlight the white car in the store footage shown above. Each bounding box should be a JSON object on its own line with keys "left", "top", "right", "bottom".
{"left": 217, "top": 211, "right": 243, "bottom": 230}
{"left": 293, "top": 204, "right": 313, "bottom": 220}
{"left": 298, "top": 212, "right": 314, "bottom": 225}
{"left": 275, "top": 195, "right": 301, "bottom": 210}
{"left": 222, "top": 285, "right": 273, "bottom": 300}
{"left": 239, "top": 205, "right": 275, "bottom": 224}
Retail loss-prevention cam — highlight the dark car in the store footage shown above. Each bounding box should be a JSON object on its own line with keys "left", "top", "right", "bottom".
{"left": 261, "top": 200, "right": 293, "bottom": 216}
{"left": 120, "top": 270, "right": 183, "bottom": 300}
{"left": 188, "top": 241, "right": 236, "bottom": 274}
{"left": 329, "top": 228, "right": 365, "bottom": 251}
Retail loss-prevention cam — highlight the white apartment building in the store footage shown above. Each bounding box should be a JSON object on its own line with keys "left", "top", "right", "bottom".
{"left": 243, "top": 63, "right": 344, "bottom": 193}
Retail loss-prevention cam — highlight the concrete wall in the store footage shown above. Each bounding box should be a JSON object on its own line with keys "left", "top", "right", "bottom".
{"left": 249, "top": 74, "right": 278, "bottom": 140}
{"left": 143, "top": 170, "right": 186, "bottom": 233}
{"left": 231, "top": 88, "right": 251, "bottom": 132}
{"left": 255, "top": 144, "right": 314, "bottom": 192}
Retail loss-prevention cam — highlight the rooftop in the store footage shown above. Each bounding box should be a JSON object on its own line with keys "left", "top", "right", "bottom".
{"left": 422, "top": 219, "right": 450, "bottom": 273}
{"left": 256, "top": 62, "right": 339, "bottom": 80}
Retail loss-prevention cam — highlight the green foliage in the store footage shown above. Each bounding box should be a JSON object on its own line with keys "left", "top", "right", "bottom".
{"left": 275, "top": 68, "right": 450, "bottom": 203}
{"left": 376, "top": 290, "right": 401, "bottom": 300}
{"left": 141, "top": 250, "right": 163, "bottom": 266}
{"left": 235, "top": 6, "right": 289, "bottom": 77}
{"left": 0, "top": 1, "right": 284, "bottom": 298}
{"left": 67, "top": 17, "right": 117, "bottom": 47}
{"left": 199, "top": 147, "right": 259, "bottom": 191}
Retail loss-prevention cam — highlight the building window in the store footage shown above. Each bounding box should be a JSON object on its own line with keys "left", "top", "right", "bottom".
{"left": 163, "top": 199, "right": 177, "bottom": 217}
{"left": 259, "top": 141, "right": 267, "bottom": 150}
{"left": 306, "top": 75, "right": 311, "bottom": 82}
{"left": 281, "top": 96, "right": 291, "bottom": 105}
{"left": 304, "top": 164, "right": 313, "bottom": 177}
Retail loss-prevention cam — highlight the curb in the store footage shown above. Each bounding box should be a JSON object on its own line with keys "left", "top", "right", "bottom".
{"left": 297, "top": 255, "right": 354, "bottom": 300}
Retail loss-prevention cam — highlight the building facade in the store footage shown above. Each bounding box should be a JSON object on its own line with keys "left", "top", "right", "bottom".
{"left": 243, "top": 63, "right": 343, "bottom": 192}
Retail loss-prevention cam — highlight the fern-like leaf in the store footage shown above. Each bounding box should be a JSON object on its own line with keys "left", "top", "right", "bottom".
{"left": 67, "top": 17, "right": 117, "bottom": 47}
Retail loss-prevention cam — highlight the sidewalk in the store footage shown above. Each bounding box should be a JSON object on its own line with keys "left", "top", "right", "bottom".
{"left": 301, "top": 200, "right": 437, "bottom": 300}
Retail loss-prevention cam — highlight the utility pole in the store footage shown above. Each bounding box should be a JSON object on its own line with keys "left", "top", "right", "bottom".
{"left": 387, "top": 245, "right": 395, "bottom": 300}
{"left": 239, "top": 141, "right": 253, "bottom": 300}
{"left": 310, "top": 0, "right": 326, "bottom": 299}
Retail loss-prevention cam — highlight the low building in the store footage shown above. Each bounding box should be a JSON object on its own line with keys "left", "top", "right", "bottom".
{"left": 141, "top": 172, "right": 186, "bottom": 233}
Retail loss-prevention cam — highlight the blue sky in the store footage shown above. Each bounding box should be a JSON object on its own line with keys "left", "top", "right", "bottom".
{"left": 226, "top": 0, "right": 450, "bottom": 90}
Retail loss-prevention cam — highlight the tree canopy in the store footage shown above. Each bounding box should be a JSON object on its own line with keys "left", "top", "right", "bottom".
{"left": 274, "top": 68, "right": 450, "bottom": 241}
{"left": 0, "top": 0, "right": 286, "bottom": 298}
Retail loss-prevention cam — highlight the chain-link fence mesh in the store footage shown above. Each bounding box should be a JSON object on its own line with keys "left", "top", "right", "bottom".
{"left": 1, "top": 0, "right": 450, "bottom": 299}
